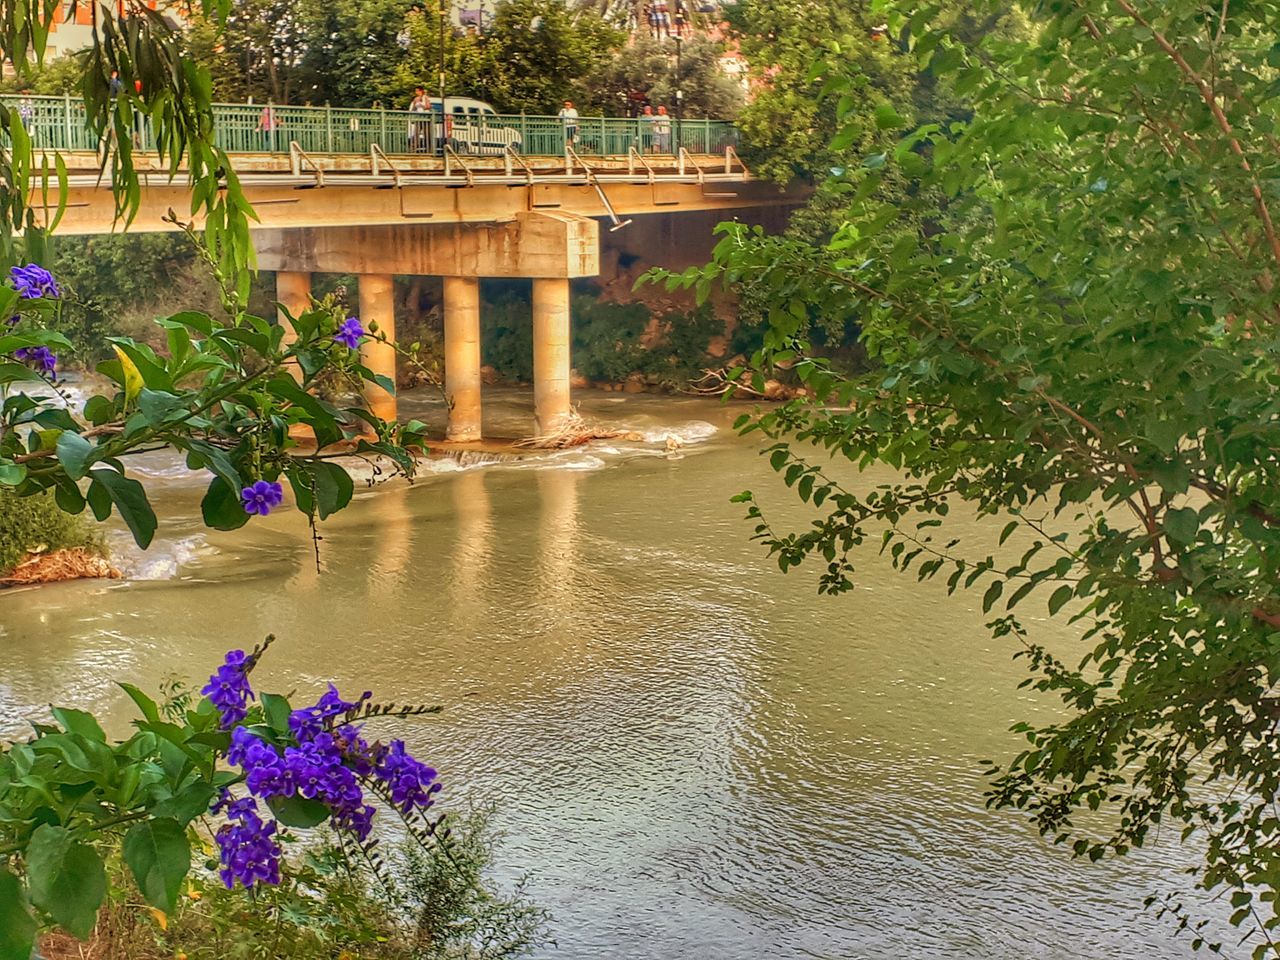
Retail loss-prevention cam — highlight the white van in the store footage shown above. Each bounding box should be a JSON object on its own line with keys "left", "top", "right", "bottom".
{"left": 435, "top": 97, "right": 522, "bottom": 155}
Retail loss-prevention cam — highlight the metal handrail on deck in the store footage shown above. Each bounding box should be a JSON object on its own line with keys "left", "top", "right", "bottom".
{"left": 0, "top": 93, "right": 739, "bottom": 160}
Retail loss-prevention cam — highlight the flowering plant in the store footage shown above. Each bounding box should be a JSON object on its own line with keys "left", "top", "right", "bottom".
{"left": 0, "top": 636, "right": 448, "bottom": 956}
{"left": 0, "top": 251, "right": 431, "bottom": 544}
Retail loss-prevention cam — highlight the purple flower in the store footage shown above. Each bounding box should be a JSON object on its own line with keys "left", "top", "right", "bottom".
{"left": 334, "top": 316, "right": 364, "bottom": 350}
{"left": 213, "top": 793, "right": 281, "bottom": 890}
{"left": 373, "top": 739, "right": 440, "bottom": 814}
{"left": 288, "top": 684, "right": 367, "bottom": 740}
{"left": 240, "top": 480, "right": 284, "bottom": 516}
{"left": 228, "top": 727, "right": 294, "bottom": 798}
{"left": 13, "top": 346, "right": 55, "bottom": 375}
{"left": 10, "top": 263, "right": 60, "bottom": 300}
{"left": 201, "top": 649, "right": 255, "bottom": 729}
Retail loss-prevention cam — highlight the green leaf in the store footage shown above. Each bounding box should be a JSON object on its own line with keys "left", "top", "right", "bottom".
{"left": 1048, "top": 584, "right": 1074, "bottom": 616}
{"left": 138, "top": 388, "right": 188, "bottom": 427}
{"left": 260, "top": 692, "right": 293, "bottom": 735}
{"left": 982, "top": 579, "right": 1003, "bottom": 613}
{"left": 25, "top": 824, "right": 106, "bottom": 939}
{"left": 119, "top": 682, "right": 161, "bottom": 723}
{"left": 267, "top": 793, "right": 331, "bottom": 829}
{"left": 55, "top": 431, "right": 96, "bottom": 480}
{"left": 1164, "top": 507, "right": 1199, "bottom": 546}
{"left": 0, "top": 361, "right": 41, "bottom": 385}
{"left": 0, "top": 461, "right": 26, "bottom": 486}
{"left": 51, "top": 707, "right": 106, "bottom": 743}
{"left": 151, "top": 782, "right": 217, "bottom": 826}
{"left": 82, "top": 395, "right": 114, "bottom": 426}
{"left": 0, "top": 872, "right": 36, "bottom": 960}
{"left": 201, "top": 476, "right": 251, "bottom": 531}
{"left": 311, "top": 461, "right": 354, "bottom": 520}
{"left": 87, "top": 468, "right": 157, "bottom": 549}
{"left": 123, "top": 818, "right": 191, "bottom": 914}
{"left": 875, "top": 103, "right": 904, "bottom": 129}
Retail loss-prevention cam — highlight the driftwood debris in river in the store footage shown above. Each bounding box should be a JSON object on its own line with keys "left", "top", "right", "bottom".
{"left": 514, "top": 411, "right": 644, "bottom": 450}
{"left": 0, "top": 548, "right": 120, "bottom": 587}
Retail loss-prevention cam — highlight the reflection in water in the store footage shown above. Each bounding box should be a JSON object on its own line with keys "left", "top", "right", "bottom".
{"left": 448, "top": 470, "right": 493, "bottom": 614}
{"left": 536, "top": 466, "right": 580, "bottom": 613}
{"left": 0, "top": 391, "right": 1226, "bottom": 960}
{"left": 367, "top": 482, "right": 414, "bottom": 601}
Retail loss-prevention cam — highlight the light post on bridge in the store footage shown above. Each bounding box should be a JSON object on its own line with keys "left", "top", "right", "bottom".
{"left": 674, "top": 32, "right": 683, "bottom": 155}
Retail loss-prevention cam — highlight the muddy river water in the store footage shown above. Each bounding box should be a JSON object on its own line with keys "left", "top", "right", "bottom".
{"left": 0, "top": 389, "right": 1218, "bottom": 958}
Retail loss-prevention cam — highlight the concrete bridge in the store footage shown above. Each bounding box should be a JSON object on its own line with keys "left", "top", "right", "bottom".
{"left": 15, "top": 95, "right": 803, "bottom": 438}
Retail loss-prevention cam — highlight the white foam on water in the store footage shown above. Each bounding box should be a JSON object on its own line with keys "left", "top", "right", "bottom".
{"left": 110, "top": 533, "right": 208, "bottom": 581}
{"left": 638, "top": 420, "right": 718, "bottom": 445}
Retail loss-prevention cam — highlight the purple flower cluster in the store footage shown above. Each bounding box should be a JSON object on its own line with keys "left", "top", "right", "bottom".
{"left": 201, "top": 650, "right": 254, "bottom": 728}
{"left": 240, "top": 479, "right": 284, "bottom": 516}
{"left": 212, "top": 793, "right": 281, "bottom": 889}
{"left": 14, "top": 345, "right": 56, "bottom": 375}
{"left": 334, "top": 316, "right": 364, "bottom": 350}
{"left": 10, "top": 263, "right": 60, "bottom": 300}
{"left": 226, "top": 690, "right": 377, "bottom": 841}
{"left": 202, "top": 651, "right": 442, "bottom": 892}
{"left": 374, "top": 739, "right": 441, "bottom": 814}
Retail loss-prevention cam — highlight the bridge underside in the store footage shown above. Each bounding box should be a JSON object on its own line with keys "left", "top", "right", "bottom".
{"left": 48, "top": 170, "right": 801, "bottom": 236}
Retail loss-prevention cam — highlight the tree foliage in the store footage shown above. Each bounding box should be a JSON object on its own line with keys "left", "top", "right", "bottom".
{"left": 663, "top": 0, "right": 1280, "bottom": 952}
{"left": 580, "top": 34, "right": 744, "bottom": 118}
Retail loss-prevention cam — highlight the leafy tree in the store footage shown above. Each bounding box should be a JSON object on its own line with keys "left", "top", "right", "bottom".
{"left": 582, "top": 35, "right": 744, "bottom": 118}
{"left": 468, "top": 0, "right": 623, "bottom": 113}
{"left": 722, "top": 0, "right": 916, "bottom": 184}
{"left": 663, "top": 0, "right": 1280, "bottom": 952}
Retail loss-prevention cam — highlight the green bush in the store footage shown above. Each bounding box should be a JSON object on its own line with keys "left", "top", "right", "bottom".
{"left": 0, "top": 487, "right": 103, "bottom": 576}
{"left": 87, "top": 809, "right": 549, "bottom": 960}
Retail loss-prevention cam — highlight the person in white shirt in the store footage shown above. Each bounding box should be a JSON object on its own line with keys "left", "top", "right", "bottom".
{"left": 408, "top": 86, "right": 431, "bottom": 152}
{"left": 558, "top": 99, "right": 579, "bottom": 147}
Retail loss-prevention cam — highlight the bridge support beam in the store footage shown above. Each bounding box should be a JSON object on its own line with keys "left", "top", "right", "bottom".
{"left": 443, "top": 276, "right": 483, "bottom": 442}
{"left": 358, "top": 274, "right": 398, "bottom": 424}
{"left": 533, "top": 278, "right": 572, "bottom": 436}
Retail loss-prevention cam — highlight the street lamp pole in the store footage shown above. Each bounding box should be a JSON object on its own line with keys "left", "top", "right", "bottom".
{"left": 674, "top": 34, "right": 683, "bottom": 154}
{"left": 438, "top": 0, "right": 447, "bottom": 104}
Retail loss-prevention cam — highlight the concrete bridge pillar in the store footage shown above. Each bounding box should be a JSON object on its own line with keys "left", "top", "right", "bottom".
{"left": 443, "top": 276, "right": 483, "bottom": 442}
{"left": 357, "top": 273, "right": 398, "bottom": 423}
{"left": 275, "top": 271, "right": 311, "bottom": 382}
{"left": 533, "top": 278, "right": 572, "bottom": 436}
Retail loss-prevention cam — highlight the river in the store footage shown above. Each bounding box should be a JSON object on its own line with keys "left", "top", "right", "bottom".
{"left": 0, "top": 389, "right": 1219, "bottom": 959}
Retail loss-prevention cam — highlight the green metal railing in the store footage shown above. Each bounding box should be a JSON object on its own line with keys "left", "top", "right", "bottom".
{"left": 1, "top": 94, "right": 739, "bottom": 158}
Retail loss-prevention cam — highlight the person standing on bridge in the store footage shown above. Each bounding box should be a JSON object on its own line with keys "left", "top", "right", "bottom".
{"left": 640, "top": 104, "right": 656, "bottom": 153}
{"left": 558, "top": 99, "right": 579, "bottom": 150}
{"left": 17, "top": 91, "right": 34, "bottom": 142}
{"left": 409, "top": 86, "right": 431, "bottom": 153}
{"left": 653, "top": 104, "right": 672, "bottom": 154}
{"left": 256, "top": 103, "right": 279, "bottom": 152}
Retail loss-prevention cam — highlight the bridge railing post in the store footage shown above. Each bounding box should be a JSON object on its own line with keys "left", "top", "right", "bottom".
{"left": 63, "top": 92, "right": 72, "bottom": 151}
{"left": 325, "top": 103, "right": 334, "bottom": 153}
